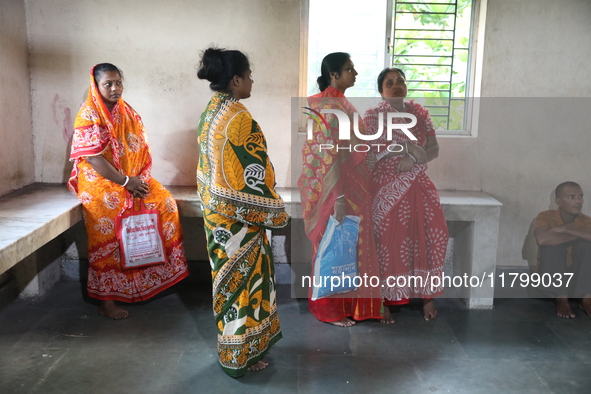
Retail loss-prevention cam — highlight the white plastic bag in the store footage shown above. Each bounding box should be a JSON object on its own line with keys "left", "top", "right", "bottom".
{"left": 115, "top": 201, "right": 166, "bottom": 269}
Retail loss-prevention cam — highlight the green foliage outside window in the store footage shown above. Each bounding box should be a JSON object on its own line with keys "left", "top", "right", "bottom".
{"left": 392, "top": 0, "right": 473, "bottom": 131}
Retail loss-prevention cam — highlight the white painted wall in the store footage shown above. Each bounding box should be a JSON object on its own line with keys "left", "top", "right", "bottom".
{"left": 0, "top": 0, "right": 34, "bottom": 197}
{"left": 26, "top": 0, "right": 299, "bottom": 186}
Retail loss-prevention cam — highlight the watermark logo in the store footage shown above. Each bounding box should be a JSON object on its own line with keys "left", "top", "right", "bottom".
{"left": 302, "top": 106, "right": 330, "bottom": 134}
{"left": 303, "top": 108, "right": 417, "bottom": 141}
{"left": 303, "top": 108, "right": 418, "bottom": 152}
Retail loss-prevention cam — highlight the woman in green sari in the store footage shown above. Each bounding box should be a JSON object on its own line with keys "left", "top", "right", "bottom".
{"left": 196, "top": 47, "right": 290, "bottom": 377}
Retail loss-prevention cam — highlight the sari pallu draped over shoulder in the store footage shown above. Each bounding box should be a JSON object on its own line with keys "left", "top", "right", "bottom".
{"left": 364, "top": 100, "right": 448, "bottom": 302}
{"left": 67, "top": 66, "right": 188, "bottom": 302}
{"left": 298, "top": 86, "right": 382, "bottom": 322}
{"left": 197, "top": 92, "right": 290, "bottom": 377}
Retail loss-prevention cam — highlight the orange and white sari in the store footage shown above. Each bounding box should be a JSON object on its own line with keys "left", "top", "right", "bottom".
{"left": 67, "top": 66, "right": 188, "bottom": 302}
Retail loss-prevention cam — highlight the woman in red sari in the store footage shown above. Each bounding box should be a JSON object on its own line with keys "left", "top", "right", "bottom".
{"left": 364, "top": 68, "right": 448, "bottom": 322}
{"left": 298, "top": 52, "right": 383, "bottom": 327}
{"left": 68, "top": 63, "right": 189, "bottom": 319}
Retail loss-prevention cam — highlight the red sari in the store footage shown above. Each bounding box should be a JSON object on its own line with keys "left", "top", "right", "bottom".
{"left": 364, "top": 100, "right": 448, "bottom": 304}
{"left": 298, "top": 86, "right": 382, "bottom": 322}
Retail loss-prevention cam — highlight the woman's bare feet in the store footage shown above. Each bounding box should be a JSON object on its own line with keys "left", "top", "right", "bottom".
{"left": 380, "top": 307, "right": 395, "bottom": 324}
{"left": 248, "top": 360, "right": 269, "bottom": 372}
{"left": 423, "top": 299, "right": 437, "bottom": 321}
{"left": 327, "top": 318, "right": 356, "bottom": 327}
{"left": 556, "top": 297, "right": 575, "bottom": 318}
{"left": 99, "top": 300, "right": 129, "bottom": 320}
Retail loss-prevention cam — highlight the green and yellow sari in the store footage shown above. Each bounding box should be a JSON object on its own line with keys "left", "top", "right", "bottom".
{"left": 197, "top": 92, "right": 290, "bottom": 377}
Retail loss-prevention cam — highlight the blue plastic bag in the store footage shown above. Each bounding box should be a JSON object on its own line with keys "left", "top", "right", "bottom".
{"left": 311, "top": 215, "right": 360, "bottom": 300}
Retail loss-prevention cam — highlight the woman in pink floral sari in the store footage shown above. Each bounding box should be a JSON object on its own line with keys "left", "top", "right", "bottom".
{"left": 364, "top": 68, "right": 448, "bottom": 322}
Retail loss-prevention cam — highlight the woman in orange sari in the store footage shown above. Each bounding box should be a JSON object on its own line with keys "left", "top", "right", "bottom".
{"left": 298, "top": 52, "right": 383, "bottom": 327}
{"left": 68, "top": 63, "right": 189, "bottom": 319}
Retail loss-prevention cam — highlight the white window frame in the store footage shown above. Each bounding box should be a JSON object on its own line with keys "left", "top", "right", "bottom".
{"left": 299, "top": 0, "right": 487, "bottom": 138}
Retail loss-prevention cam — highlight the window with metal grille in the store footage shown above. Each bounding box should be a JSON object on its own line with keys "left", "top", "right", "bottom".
{"left": 390, "top": 0, "right": 473, "bottom": 133}
{"left": 303, "top": 0, "right": 486, "bottom": 136}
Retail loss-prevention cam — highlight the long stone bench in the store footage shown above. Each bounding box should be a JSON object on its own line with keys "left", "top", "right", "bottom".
{"left": 0, "top": 184, "right": 82, "bottom": 278}
{"left": 0, "top": 184, "right": 501, "bottom": 308}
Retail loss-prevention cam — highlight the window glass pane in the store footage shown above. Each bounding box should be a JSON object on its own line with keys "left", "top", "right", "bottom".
{"left": 396, "top": 29, "right": 454, "bottom": 40}
{"left": 396, "top": 0, "right": 456, "bottom": 5}
{"left": 307, "top": 0, "right": 387, "bottom": 97}
{"left": 394, "top": 14, "right": 457, "bottom": 31}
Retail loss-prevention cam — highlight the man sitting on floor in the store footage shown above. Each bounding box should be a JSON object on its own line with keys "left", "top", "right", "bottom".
{"left": 534, "top": 181, "right": 591, "bottom": 318}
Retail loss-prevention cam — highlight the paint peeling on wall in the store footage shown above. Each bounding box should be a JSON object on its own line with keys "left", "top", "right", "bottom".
{"left": 51, "top": 94, "right": 73, "bottom": 141}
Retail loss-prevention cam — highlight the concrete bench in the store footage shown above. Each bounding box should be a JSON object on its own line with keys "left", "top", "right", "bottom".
{"left": 0, "top": 184, "right": 501, "bottom": 308}
{"left": 0, "top": 184, "right": 82, "bottom": 300}
{"left": 438, "top": 191, "right": 502, "bottom": 308}
{"left": 0, "top": 184, "right": 82, "bottom": 276}
{"left": 161, "top": 187, "right": 504, "bottom": 309}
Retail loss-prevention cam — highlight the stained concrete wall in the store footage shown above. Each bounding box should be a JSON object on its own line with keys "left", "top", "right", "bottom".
{"left": 26, "top": 0, "right": 299, "bottom": 187}
{"left": 15, "top": 0, "right": 591, "bottom": 274}
{"left": 0, "top": 0, "right": 34, "bottom": 196}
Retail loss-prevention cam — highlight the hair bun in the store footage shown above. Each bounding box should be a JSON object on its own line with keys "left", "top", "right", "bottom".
{"left": 317, "top": 75, "right": 328, "bottom": 92}
{"left": 196, "top": 47, "right": 250, "bottom": 93}
{"left": 197, "top": 48, "right": 224, "bottom": 83}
